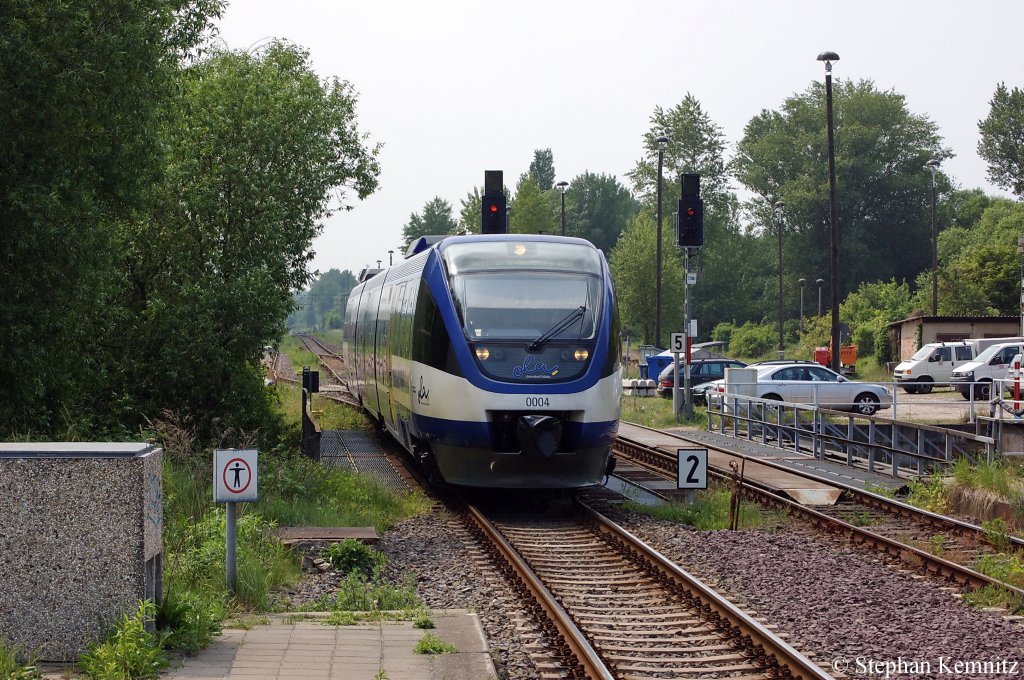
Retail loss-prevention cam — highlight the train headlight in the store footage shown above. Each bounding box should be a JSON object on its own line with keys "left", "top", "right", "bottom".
{"left": 574, "top": 349, "right": 589, "bottom": 361}
{"left": 475, "top": 347, "right": 490, "bottom": 361}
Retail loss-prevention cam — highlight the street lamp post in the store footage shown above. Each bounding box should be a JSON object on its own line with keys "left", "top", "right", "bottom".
{"left": 798, "top": 278, "right": 807, "bottom": 332}
{"left": 816, "top": 278, "right": 825, "bottom": 317}
{"left": 556, "top": 180, "right": 569, "bottom": 237}
{"left": 926, "top": 158, "right": 940, "bottom": 315}
{"left": 818, "top": 50, "right": 841, "bottom": 372}
{"left": 775, "top": 201, "right": 786, "bottom": 359}
{"left": 655, "top": 135, "right": 670, "bottom": 346}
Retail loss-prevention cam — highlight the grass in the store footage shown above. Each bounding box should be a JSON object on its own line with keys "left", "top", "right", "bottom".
{"left": 624, "top": 486, "right": 786, "bottom": 530}
{"left": 278, "top": 334, "right": 321, "bottom": 375}
{"left": 274, "top": 381, "right": 372, "bottom": 431}
{"left": 0, "top": 640, "right": 42, "bottom": 680}
{"left": 620, "top": 393, "right": 706, "bottom": 429}
{"left": 951, "top": 456, "right": 1024, "bottom": 501}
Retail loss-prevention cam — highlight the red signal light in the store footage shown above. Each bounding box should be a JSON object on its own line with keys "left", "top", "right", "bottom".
{"left": 686, "top": 208, "right": 697, "bottom": 217}
{"left": 489, "top": 204, "right": 498, "bottom": 213}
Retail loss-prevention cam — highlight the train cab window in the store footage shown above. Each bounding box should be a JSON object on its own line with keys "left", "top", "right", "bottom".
{"left": 412, "top": 279, "right": 460, "bottom": 376}
{"left": 442, "top": 241, "right": 603, "bottom": 342}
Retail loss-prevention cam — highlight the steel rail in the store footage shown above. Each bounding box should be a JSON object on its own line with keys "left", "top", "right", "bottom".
{"left": 614, "top": 427, "right": 1024, "bottom": 599}
{"left": 464, "top": 504, "right": 615, "bottom": 680}
{"left": 624, "top": 421, "right": 1024, "bottom": 549}
{"left": 578, "top": 501, "right": 833, "bottom": 680}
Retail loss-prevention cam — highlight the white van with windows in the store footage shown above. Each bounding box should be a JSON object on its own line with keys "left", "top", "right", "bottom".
{"left": 893, "top": 341, "right": 975, "bottom": 393}
{"left": 950, "top": 342, "right": 1024, "bottom": 400}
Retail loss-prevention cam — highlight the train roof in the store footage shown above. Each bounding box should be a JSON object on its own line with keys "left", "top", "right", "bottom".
{"left": 406, "top": 233, "right": 596, "bottom": 259}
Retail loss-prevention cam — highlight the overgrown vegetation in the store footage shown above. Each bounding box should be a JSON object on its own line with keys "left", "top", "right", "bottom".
{"left": 624, "top": 487, "right": 786, "bottom": 530}
{"left": 79, "top": 602, "right": 168, "bottom": 680}
{"left": 0, "top": 641, "right": 42, "bottom": 680}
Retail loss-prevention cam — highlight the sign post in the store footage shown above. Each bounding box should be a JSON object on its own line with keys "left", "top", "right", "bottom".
{"left": 677, "top": 447, "right": 708, "bottom": 504}
{"left": 214, "top": 449, "right": 259, "bottom": 594}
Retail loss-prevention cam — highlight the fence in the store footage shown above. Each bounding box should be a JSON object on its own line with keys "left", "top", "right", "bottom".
{"left": 706, "top": 389, "right": 995, "bottom": 478}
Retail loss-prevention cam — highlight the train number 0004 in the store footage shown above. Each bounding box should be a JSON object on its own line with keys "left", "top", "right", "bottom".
{"left": 525, "top": 397, "right": 550, "bottom": 408}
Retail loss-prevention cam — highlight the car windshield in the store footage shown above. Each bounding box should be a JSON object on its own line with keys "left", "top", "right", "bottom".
{"left": 443, "top": 241, "right": 603, "bottom": 341}
{"left": 973, "top": 345, "right": 1002, "bottom": 363}
{"left": 910, "top": 346, "right": 935, "bottom": 361}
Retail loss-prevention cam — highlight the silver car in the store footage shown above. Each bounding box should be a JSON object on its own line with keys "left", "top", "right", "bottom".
{"left": 710, "top": 362, "right": 892, "bottom": 415}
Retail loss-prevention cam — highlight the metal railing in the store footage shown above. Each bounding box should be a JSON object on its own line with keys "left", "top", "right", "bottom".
{"left": 706, "top": 388, "right": 995, "bottom": 478}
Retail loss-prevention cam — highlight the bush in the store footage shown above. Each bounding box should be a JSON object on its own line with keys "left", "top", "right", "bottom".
{"left": 0, "top": 640, "right": 41, "bottom": 680}
{"left": 728, "top": 321, "right": 775, "bottom": 358}
{"left": 157, "top": 588, "right": 225, "bottom": 653}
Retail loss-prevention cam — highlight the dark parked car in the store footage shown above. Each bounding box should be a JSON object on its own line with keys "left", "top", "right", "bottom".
{"left": 656, "top": 358, "right": 748, "bottom": 399}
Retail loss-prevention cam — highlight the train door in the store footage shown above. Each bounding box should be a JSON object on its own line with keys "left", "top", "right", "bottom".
{"left": 382, "top": 282, "right": 407, "bottom": 435}
{"left": 376, "top": 284, "right": 393, "bottom": 421}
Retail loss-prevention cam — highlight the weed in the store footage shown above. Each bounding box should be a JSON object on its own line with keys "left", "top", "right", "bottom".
{"left": 156, "top": 588, "right": 224, "bottom": 652}
{"left": 849, "top": 511, "right": 873, "bottom": 527}
{"left": 308, "top": 570, "right": 420, "bottom": 613}
{"left": 373, "top": 670, "right": 389, "bottom": 680}
{"left": 982, "top": 518, "right": 1012, "bottom": 551}
{"left": 0, "top": 640, "right": 42, "bottom": 680}
{"left": 620, "top": 395, "right": 707, "bottom": 429}
{"left": 223, "top": 615, "right": 269, "bottom": 630}
{"left": 973, "top": 552, "right": 1024, "bottom": 588}
{"left": 963, "top": 585, "right": 1024, "bottom": 613}
{"left": 904, "top": 473, "right": 948, "bottom": 514}
{"left": 78, "top": 601, "right": 168, "bottom": 680}
{"left": 624, "top": 488, "right": 786, "bottom": 530}
{"left": 412, "top": 611, "right": 435, "bottom": 629}
{"left": 323, "top": 539, "right": 387, "bottom": 575}
{"left": 863, "top": 482, "right": 896, "bottom": 498}
{"left": 929, "top": 534, "right": 947, "bottom": 556}
{"left": 414, "top": 633, "right": 457, "bottom": 655}
{"left": 322, "top": 611, "right": 358, "bottom": 626}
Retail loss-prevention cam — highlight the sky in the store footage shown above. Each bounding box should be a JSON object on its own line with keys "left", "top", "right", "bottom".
{"left": 216, "top": 0, "right": 1023, "bottom": 280}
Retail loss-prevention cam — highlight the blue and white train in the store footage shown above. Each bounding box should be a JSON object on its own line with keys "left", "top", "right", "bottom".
{"left": 343, "top": 234, "right": 621, "bottom": 489}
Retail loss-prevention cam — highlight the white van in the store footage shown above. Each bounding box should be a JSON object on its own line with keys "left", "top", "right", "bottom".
{"left": 950, "top": 342, "right": 1024, "bottom": 400}
{"left": 893, "top": 341, "right": 975, "bottom": 393}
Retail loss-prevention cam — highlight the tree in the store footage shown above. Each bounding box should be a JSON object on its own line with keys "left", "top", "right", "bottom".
{"left": 0, "top": 0, "right": 223, "bottom": 434}
{"left": 563, "top": 172, "right": 638, "bottom": 255}
{"left": 529, "top": 148, "right": 556, "bottom": 191}
{"left": 978, "top": 83, "right": 1024, "bottom": 199}
{"left": 733, "top": 79, "right": 951, "bottom": 302}
{"left": 926, "top": 199, "right": 1024, "bottom": 316}
{"left": 401, "top": 197, "right": 459, "bottom": 249}
{"left": 510, "top": 174, "right": 556, "bottom": 234}
{"left": 459, "top": 187, "right": 482, "bottom": 234}
{"left": 625, "top": 94, "right": 761, "bottom": 338}
{"left": 609, "top": 209, "right": 684, "bottom": 346}
{"left": 106, "top": 41, "right": 380, "bottom": 435}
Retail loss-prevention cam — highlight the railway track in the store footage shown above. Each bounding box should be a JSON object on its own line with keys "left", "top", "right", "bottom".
{"left": 292, "top": 333, "right": 361, "bottom": 408}
{"left": 461, "top": 499, "right": 831, "bottom": 679}
{"left": 614, "top": 422, "right": 1024, "bottom": 601}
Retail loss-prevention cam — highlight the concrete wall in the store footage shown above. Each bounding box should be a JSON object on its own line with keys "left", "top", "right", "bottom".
{"left": 0, "top": 443, "right": 162, "bottom": 660}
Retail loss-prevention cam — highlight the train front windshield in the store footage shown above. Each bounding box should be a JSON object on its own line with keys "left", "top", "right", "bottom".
{"left": 444, "top": 241, "right": 603, "bottom": 342}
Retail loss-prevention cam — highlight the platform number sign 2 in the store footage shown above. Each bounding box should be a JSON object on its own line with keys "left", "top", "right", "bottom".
{"left": 677, "top": 448, "right": 708, "bottom": 490}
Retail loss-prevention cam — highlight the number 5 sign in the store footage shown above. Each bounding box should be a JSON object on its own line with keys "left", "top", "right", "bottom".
{"left": 677, "top": 448, "right": 708, "bottom": 490}
{"left": 214, "top": 449, "right": 259, "bottom": 503}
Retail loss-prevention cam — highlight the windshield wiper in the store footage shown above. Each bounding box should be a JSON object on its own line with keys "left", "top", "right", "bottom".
{"left": 529, "top": 306, "right": 586, "bottom": 351}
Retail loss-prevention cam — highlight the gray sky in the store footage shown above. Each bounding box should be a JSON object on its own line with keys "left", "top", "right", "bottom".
{"left": 216, "top": 0, "right": 1022, "bottom": 279}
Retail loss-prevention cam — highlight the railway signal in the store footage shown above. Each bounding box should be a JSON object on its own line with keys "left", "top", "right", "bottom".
{"left": 481, "top": 170, "right": 507, "bottom": 234}
{"left": 676, "top": 173, "right": 703, "bottom": 249}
